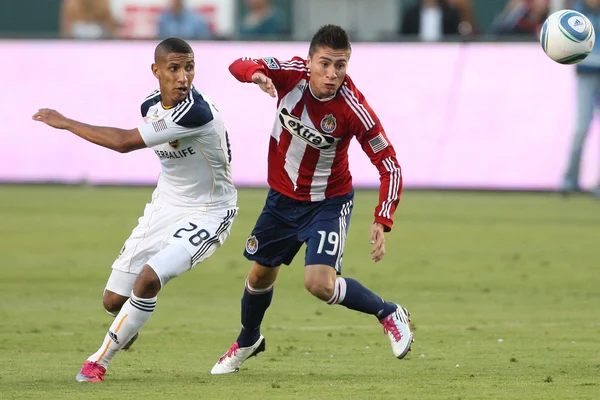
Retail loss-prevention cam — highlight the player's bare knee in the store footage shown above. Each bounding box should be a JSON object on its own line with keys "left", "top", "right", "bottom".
{"left": 304, "top": 277, "right": 334, "bottom": 301}
{"left": 102, "top": 290, "right": 128, "bottom": 313}
{"left": 133, "top": 265, "right": 162, "bottom": 298}
{"left": 247, "top": 262, "right": 278, "bottom": 289}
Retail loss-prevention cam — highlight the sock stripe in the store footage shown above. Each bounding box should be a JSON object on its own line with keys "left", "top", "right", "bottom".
{"left": 129, "top": 298, "right": 155, "bottom": 312}
{"left": 245, "top": 278, "right": 274, "bottom": 295}
{"left": 332, "top": 281, "right": 342, "bottom": 304}
{"left": 114, "top": 314, "right": 129, "bottom": 333}
{"left": 129, "top": 295, "right": 156, "bottom": 305}
{"left": 95, "top": 341, "right": 111, "bottom": 363}
{"left": 327, "top": 278, "right": 347, "bottom": 305}
{"left": 93, "top": 313, "right": 129, "bottom": 363}
{"left": 130, "top": 298, "right": 156, "bottom": 306}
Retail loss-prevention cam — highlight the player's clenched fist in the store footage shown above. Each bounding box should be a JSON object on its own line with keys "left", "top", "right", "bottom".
{"left": 32, "top": 108, "right": 70, "bottom": 130}
{"left": 251, "top": 72, "right": 276, "bottom": 98}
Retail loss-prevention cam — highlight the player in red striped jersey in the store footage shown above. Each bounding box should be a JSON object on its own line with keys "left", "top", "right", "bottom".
{"left": 212, "top": 25, "right": 413, "bottom": 374}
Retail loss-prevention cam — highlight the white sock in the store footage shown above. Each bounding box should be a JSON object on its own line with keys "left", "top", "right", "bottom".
{"left": 87, "top": 292, "right": 157, "bottom": 368}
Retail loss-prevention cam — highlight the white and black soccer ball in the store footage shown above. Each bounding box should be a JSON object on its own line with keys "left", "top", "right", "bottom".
{"left": 540, "top": 9, "right": 595, "bottom": 65}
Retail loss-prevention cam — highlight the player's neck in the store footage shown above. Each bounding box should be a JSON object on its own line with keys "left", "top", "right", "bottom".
{"left": 308, "top": 82, "right": 336, "bottom": 102}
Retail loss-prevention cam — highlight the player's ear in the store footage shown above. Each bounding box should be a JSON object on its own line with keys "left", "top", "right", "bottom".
{"left": 151, "top": 63, "right": 160, "bottom": 79}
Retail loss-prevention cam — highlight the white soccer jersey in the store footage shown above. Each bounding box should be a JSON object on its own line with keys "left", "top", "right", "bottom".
{"left": 137, "top": 87, "right": 237, "bottom": 210}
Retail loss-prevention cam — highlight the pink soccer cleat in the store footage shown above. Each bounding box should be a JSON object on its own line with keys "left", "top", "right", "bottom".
{"left": 380, "top": 305, "right": 414, "bottom": 359}
{"left": 75, "top": 361, "right": 106, "bottom": 382}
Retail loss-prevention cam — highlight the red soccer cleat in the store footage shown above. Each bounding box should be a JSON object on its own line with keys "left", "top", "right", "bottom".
{"left": 75, "top": 361, "right": 106, "bottom": 382}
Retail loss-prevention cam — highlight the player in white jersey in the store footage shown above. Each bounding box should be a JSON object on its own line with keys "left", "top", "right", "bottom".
{"left": 32, "top": 37, "right": 237, "bottom": 382}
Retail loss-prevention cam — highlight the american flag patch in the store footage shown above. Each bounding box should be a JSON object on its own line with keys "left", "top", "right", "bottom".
{"left": 152, "top": 119, "right": 168, "bottom": 132}
{"left": 368, "top": 133, "right": 388, "bottom": 153}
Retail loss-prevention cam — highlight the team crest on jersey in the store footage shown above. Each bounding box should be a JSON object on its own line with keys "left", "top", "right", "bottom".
{"left": 279, "top": 108, "right": 337, "bottom": 149}
{"left": 169, "top": 140, "right": 179, "bottom": 149}
{"left": 245, "top": 235, "right": 259, "bottom": 254}
{"left": 262, "top": 57, "right": 280, "bottom": 70}
{"left": 320, "top": 114, "right": 337, "bottom": 133}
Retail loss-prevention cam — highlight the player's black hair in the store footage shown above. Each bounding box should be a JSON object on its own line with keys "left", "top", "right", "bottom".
{"left": 154, "top": 37, "right": 193, "bottom": 61}
{"left": 309, "top": 25, "right": 351, "bottom": 56}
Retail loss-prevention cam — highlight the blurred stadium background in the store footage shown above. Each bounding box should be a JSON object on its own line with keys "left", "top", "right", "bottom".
{"left": 1, "top": 0, "right": 599, "bottom": 190}
{"left": 1, "top": 1, "right": 599, "bottom": 399}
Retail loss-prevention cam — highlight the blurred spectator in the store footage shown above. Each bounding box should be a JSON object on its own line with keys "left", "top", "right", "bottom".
{"left": 490, "top": 0, "right": 549, "bottom": 36}
{"left": 448, "top": 0, "right": 477, "bottom": 34}
{"left": 157, "top": 0, "right": 212, "bottom": 40}
{"left": 239, "top": 0, "right": 284, "bottom": 39}
{"left": 60, "top": 0, "right": 116, "bottom": 39}
{"left": 400, "top": 0, "right": 463, "bottom": 42}
{"left": 561, "top": 0, "right": 600, "bottom": 196}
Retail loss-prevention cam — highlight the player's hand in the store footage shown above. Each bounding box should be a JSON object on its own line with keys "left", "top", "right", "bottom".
{"left": 251, "top": 72, "right": 276, "bottom": 98}
{"left": 370, "top": 222, "right": 386, "bottom": 262}
{"left": 32, "top": 109, "right": 70, "bottom": 130}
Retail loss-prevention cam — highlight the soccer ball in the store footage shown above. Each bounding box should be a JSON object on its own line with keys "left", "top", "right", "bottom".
{"left": 540, "top": 9, "right": 595, "bottom": 64}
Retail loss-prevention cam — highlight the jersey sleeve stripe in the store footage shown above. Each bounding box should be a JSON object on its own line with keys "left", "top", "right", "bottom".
{"left": 387, "top": 157, "right": 402, "bottom": 218}
{"left": 280, "top": 60, "right": 305, "bottom": 67}
{"left": 144, "top": 89, "right": 160, "bottom": 101}
{"left": 341, "top": 88, "right": 373, "bottom": 129}
{"left": 171, "top": 91, "right": 195, "bottom": 123}
{"left": 378, "top": 157, "right": 401, "bottom": 219}
{"left": 341, "top": 86, "right": 375, "bottom": 128}
{"left": 171, "top": 100, "right": 190, "bottom": 121}
{"left": 171, "top": 93, "right": 190, "bottom": 117}
{"left": 346, "top": 87, "right": 376, "bottom": 126}
{"left": 281, "top": 67, "right": 309, "bottom": 72}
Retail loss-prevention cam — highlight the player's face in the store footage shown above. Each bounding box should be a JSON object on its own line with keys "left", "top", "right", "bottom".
{"left": 307, "top": 46, "right": 350, "bottom": 99}
{"left": 153, "top": 52, "right": 195, "bottom": 107}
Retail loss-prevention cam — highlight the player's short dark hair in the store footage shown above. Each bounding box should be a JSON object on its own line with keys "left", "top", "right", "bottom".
{"left": 154, "top": 37, "right": 193, "bottom": 61}
{"left": 309, "top": 25, "right": 351, "bottom": 56}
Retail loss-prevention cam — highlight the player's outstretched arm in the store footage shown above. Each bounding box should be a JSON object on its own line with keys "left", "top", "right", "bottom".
{"left": 251, "top": 72, "right": 276, "bottom": 98}
{"left": 229, "top": 56, "right": 306, "bottom": 98}
{"left": 32, "top": 108, "right": 146, "bottom": 153}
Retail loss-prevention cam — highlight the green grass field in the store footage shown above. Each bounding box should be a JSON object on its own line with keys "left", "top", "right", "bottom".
{"left": 1, "top": 185, "right": 599, "bottom": 400}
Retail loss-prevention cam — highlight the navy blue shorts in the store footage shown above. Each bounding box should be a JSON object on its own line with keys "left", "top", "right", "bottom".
{"left": 244, "top": 189, "right": 354, "bottom": 272}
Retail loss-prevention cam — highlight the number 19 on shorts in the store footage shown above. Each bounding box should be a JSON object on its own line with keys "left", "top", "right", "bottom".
{"left": 316, "top": 230, "right": 340, "bottom": 255}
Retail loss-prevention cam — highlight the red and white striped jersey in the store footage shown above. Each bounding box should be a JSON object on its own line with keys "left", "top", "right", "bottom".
{"left": 229, "top": 56, "right": 402, "bottom": 231}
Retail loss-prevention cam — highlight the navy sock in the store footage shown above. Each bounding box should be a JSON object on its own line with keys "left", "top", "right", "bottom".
{"left": 236, "top": 284, "right": 273, "bottom": 347}
{"left": 335, "top": 278, "right": 397, "bottom": 319}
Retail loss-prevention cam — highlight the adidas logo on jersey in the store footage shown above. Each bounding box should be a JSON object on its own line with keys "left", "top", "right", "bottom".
{"left": 279, "top": 108, "right": 337, "bottom": 149}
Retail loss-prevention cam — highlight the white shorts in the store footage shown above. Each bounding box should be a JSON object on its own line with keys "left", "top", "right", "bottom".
{"left": 105, "top": 203, "right": 237, "bottom": 296}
